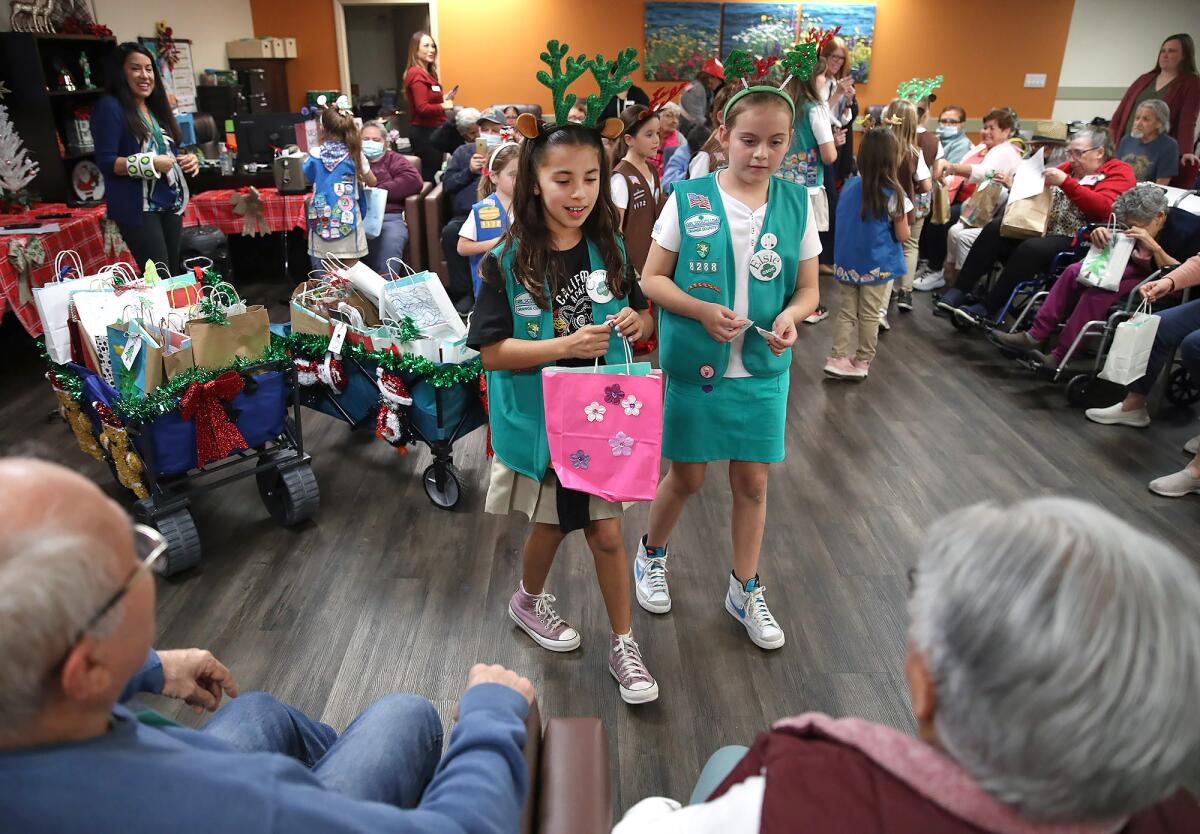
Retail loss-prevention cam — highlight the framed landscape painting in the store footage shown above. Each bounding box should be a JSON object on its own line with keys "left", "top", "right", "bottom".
{"left": 801, "top": 3, "right": 877, "bottom": 82}
{"left": 644, "top": 2, "right": 723, "bottom": 81}
{"left": 720, "top": 3, "right": 800, "bottom": 60}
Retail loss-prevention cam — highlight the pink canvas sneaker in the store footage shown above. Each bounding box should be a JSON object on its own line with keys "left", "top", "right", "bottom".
{"left": 851, "top": 358, "right": 871, "bottom": 376}
{"left": 508, "top": 584, "right": 580, "bottom": 652}
{"left": 609, "top": 632, "right": 659, "bottom": 704}
{"left": 824, "top": 356, "right": 865, "bottom": 380}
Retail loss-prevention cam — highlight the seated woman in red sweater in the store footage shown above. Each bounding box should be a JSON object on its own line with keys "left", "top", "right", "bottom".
{"left": 403, "top": 31, "right": 455, "bottom": 182}
{"left": 939, "top": 127, "right": 1136, "bottom": 325}
{"left": 360, "top": 122, "right": 424, "bottom": 274}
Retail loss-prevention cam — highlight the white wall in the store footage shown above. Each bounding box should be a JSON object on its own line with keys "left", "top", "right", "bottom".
{"left": 1053, "top": 0, "right": 1196, "bottom": 123}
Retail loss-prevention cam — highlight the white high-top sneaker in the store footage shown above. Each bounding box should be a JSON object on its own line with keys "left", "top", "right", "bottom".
{"left": 725, "top": 573, "right": 785, "bottom": 650}
{"left": 633, "top": 535, "right": 671, "bottom": 614}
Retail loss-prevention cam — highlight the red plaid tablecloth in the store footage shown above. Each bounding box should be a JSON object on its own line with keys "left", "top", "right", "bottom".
{"left": 0, "top": 203, "right": 136, "bottom": 337}
{"left": 183, "top": 187, "right": 308, "bottom": 235}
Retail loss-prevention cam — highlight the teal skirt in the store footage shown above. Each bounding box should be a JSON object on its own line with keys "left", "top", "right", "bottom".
{"left": 663, "top": 372, "right": 789, "bottom": 463}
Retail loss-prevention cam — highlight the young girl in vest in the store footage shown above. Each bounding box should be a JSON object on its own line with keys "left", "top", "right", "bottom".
{"left": 824, "top": 127, "right": 910, "bottom": 380}
{"left": 466, "top": 118, "right": 659, "bottom": 704}
{"left": 304, "top": 100, "right": 377, "bottom": 266}
{"left": 613, "top": 105, "right": 664, "bottom": 273}
{"left": 877, "top": 99, "right": 932, "bottom": 325}
{"left": 778, "top": 59, "right": 840, "bottom": 326}
{"left": 636, "top": 87, "right": 821, "bottom": 649}
{"left": 457, "top": 141, "right": 518, "bottom": 296}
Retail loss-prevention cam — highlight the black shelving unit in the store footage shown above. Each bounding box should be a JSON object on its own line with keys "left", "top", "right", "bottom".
{"left": 0, "top": 32, "right": 117, "bottom": 203}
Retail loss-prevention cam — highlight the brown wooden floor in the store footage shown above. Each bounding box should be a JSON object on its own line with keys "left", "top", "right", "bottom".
{"left": 3, "top": 277, "right": 1198, "bottom": 816}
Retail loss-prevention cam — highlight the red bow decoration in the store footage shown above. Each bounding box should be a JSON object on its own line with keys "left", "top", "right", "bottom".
{"left": 752, "top": 56, "right": 779, "bottom": 81}
{"left": 179, "top": 371, "right": 248, "bottom": 468}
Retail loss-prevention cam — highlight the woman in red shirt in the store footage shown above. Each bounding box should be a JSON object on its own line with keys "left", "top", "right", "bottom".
{"left": 404, "top": 31, "right": 455, "bottom": 182}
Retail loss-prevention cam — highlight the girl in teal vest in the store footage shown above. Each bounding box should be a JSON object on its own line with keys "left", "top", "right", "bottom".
{"left": 824, "top": 127, "right": 911, "bottom": 381}
{"left": 635, "top": 86, "right": 821, "bottom": 652}
{"left": 466, "top": 110, "right": 660, "bottom": 705}
{"left": 457, "top": 142, "right": 517, "bottom": 297}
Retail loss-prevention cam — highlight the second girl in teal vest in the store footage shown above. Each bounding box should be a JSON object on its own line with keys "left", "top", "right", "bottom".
{"left": 635, "top": 86, "right": 822, "bottom": 651}
{"left": 466, "top": 119, "right": 660, "bottom": 705}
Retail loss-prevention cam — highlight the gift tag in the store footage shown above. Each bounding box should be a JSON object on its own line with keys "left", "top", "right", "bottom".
{"left": 327, "top": 321, "right": 348, "bottom": 355}
{"left": 755, "top": 326, "right": 778, "bottom": 340}
{"left": 586, "top": 270, "right": 613, "bottom": 304}
{"left": 121, "top": 333, "right": 142, "bottom": 370}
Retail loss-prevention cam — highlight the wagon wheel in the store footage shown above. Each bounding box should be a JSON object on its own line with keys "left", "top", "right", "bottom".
{"left": 423, "top": 462, "right": 464, "bottom": 510}
{"left": 257, "top": 463, "right": 321, "bottom": 526}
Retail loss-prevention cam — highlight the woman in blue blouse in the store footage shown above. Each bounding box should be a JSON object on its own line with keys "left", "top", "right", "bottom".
{"left": 91, "top": 43, "right": 199, "bottom": 275}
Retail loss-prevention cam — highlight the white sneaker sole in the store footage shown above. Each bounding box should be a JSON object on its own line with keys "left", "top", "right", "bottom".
{"left": 1084, "top": 411, "right": 1150, "bottom": 428}
{"left": 824, "top": 365, "right": 866, "bottom": 380}
{"left": 725, "top": 596, "right": 786, "bottom": 650}
{"left": 635, "top": 584, "right": 672, "bottom": 614}
{"left": 508, "top": 605, "right": 581, "bottom": 652}
{"left": 609, "top": 666, "right": 660, "bottom": 704}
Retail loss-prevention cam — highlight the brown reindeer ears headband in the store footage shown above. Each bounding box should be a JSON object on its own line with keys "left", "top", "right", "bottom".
{"left": 515, "top": 39, "right": 640, "bottom": 142}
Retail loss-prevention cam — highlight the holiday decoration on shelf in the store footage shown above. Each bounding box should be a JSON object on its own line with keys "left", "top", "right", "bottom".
{"left": 230, "top": 188, "right": 269, "bottom": 237}
{"left": 178, "top": 371, "right": 249, "bottom": 469}
{"left": 47, "top": 369, "right": 103, "bottom": 461}
{"left": 94, "top": 401, "right": 149, "bottom": 498}
{"left": 9, "top": 0, "right": 53, "bottom": 33}
{"left": 0, "top": 80, "right": 10, "bottom": 100}
{"left": 155, "top": 20, "right": 180, "bottom": 71}
{"left": 0, "top": 104, "right": 39, "bottom": 212}
{"left": 78, "top": 53, "right": 94, "bottom": 89}
{"left": 66, "top": 106, "right": 94, "bottom": 155}
{"left": 897, "top": 75, "right": 945, "bottom": 104}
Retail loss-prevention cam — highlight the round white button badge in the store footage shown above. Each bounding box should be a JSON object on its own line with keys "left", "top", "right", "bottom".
{"left": 749, "top": 250, "right": 783, "bottom": 282}
{"left": 586, "top": 270, "right": 613, "bottom": 304}
{"left": 759, "top": 232, "right": 778, "bottom": 250}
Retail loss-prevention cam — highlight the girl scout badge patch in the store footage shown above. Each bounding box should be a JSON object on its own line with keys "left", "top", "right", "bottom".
{"left": 684, "top": 212, "right": 721, "bottom": 238}
{"left": 586, "top": 270, "right": 613, "bottom": 304}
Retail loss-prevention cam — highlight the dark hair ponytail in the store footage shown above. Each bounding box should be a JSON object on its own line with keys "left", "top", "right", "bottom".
{"left": 105, "top": 42, "right": 181, "bottom": 145}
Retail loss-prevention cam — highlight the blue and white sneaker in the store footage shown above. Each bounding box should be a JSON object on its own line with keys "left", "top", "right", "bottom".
{"left": 725, "top": 573, "right": 785, "bottom": 650}
{"left": 634, "top": 535, "right": 671, "bottom": 614}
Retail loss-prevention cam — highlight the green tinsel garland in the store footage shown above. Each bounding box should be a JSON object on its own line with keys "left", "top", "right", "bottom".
{"left": 38, "top": 338, "right": 84, "bottom": 401}
{"left": 279, "top": 331, "right": 482, "bottom": 388}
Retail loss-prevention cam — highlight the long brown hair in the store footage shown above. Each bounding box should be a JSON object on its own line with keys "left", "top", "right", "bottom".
{"left": 856, "top": 127, "right": 904, "bottom": 221}
{"left": 883, "top": 98, "right": 920, "bottom": 196}
{"left": 495, "top": 126, "right": 628, "bottom": 310}
{"left": 320, "top": 107, "right": 364, "bottom": 176}
{"left": 782, "top": 56, "right": 827, "bottom": 106}
{"left": 105, "top": 42, "right": 181, "bottom": 144}
{"left": 820, "top": 36, "right": 851, "bottom": 81}
{"left": 1152, "top": 34, "right": 1197, "bottom": 76}
{"left": 699, "top": 84, "right": 737, "bottom": 162}
{"left": 406, "top": 31, "right": 439, "bottom": 77}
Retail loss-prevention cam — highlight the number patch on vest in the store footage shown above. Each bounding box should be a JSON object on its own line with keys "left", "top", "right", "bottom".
{"left": 688, "top": 261, "right": 719, "bottom": 273}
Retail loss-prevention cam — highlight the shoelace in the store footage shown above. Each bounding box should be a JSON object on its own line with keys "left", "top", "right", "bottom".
{"left": 613, "top": 635, "right": 653, "bottom": 684}
{"left": 534, "top": 593, "right": 567, "bottom": 631}
{"left": 746, "top": 587, "right": 779, "bottom": 631}
{"left": 642, "top": 556, "right": 669, "bottom": 595}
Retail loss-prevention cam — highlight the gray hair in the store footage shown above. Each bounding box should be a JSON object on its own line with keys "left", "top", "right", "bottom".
{"left": 908, "top": 496, "right": 1200, "bottom": 821}
{"left": 1135, "top": 99, "right": 1170, "bottom": 133}
{"left": 1113, "top": 183, "right": 1168, "bottom": 225}
{"left": 1075, "top": 126, "right": 1115, "bottom": 160}
{"left": 0, "top": 529, "right": 123, "bottom": 739}
{"left": 454, "top": 107, "right": 481, "bottom": 132}
{"left": 359, "top": 120, "right": 387, "bottom": 139}
{"left": 660, "top": 102, "right": 681, "bottom": 116}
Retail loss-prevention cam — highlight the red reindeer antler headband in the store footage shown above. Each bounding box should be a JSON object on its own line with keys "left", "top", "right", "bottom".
{"left": 631, "top": 82, "right": 689, "bottom": 125}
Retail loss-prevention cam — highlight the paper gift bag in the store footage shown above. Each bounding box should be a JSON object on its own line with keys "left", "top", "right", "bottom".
{"left": 362, "top": 186, "right": 388, "bottom": 239}
{"left": 163, "top": 344, "right": 195, "bottom": 379}
{"left": 107, "top": 320, "right": 164, "bottom": 399}
{"left": 960, "top": 178, "right": 1007, "bottom": 228}
{"left": 71, "top": 286, "right": 171, "bottom": 383}
{"left": 380, "top": 269, "right": 466, "bottom": 341}
{"left": 1077, "top": 217, "right": 1134, "bottom": 292}
{"left": 1000, "top": 189, "right": 1051, "bottom": 240}
{"left": 1099, "top": 300, "right": 1160, "bottom": 385}
{"left": 34, "top": 252, "right": 130, "bottom": 364}
{"left": 542, "top": 341, "right": 663, "bottom": 503}
{"left": 162, "top": 273, "right": 201, "bottom": 308}
{"left": 930, "top": 181, "right": 951, "bottom": 225}
{"left": 323, "top": 256, "right": 388, "bottom": 310}
{"left": 186, "top": 305, "right": 271, "bottom": 369}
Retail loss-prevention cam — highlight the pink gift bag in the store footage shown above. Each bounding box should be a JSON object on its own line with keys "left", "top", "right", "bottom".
{"left": 542, "top": 340, "right": 664, "bottom": 502}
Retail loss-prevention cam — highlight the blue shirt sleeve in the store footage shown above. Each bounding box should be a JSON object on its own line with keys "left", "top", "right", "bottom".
{"left": 662, "top": 138, "right": 691, "bottom": 192}
{"left": 118, "top": 649, "right": 164, "bottom": 703}
{"left": 91, "top": 96, "right": 126, "bottom": 176}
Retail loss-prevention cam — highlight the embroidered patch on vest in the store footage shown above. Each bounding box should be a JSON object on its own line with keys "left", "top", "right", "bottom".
{"left": 688, "top": 261, "right": 720, "bottom": 273}
{"left": 479, "top": 205, "right": 501, "bottom": 222}
{"left": 525, "top": 321, "right": 541, "bottom": 337}
{"left": 514, "top": 292, "right": 540, "bottom": 318}
{"left": 695, "top": 241, "right": 711, "bottom": 259}
{"left": 684, "top": 212, "right": 721, "bottom": 238}
{"left": 687, "top": 281, "right": 720, "bottom": 293}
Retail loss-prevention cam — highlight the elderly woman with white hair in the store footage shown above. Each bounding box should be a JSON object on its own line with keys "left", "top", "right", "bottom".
{"left": 615, "top": 496, "right": 1200, "bottom": 832}
{"left": 991, "top": 183, "right": 1179, "bottom": 369}
{"left": 1116, "top": 99, "right": 1180, "bottom": 184}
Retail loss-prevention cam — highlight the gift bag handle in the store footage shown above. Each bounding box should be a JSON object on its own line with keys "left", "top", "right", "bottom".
{"left": 385, "top": 256, "right": 416, "bottom": 278}
{"left": 591, "top": 330, "right": 635, "bottom": 374}
{"left": 201, "top": 281, "right": 242, "bottom": 308}
{"left": 182, "top": 256, "right": 213, "bottom": 273}
{"left": 53, "top": 250, "right": 84, "bottom": 282}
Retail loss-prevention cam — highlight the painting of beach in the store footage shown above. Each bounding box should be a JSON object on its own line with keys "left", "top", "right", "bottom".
{"left": 644, "top": 2, "right": 723, "bottom": 81}
{"left": 801, "top": 3, "right": 877, "bottom": 83}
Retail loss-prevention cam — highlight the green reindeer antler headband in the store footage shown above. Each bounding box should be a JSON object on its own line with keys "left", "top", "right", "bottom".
{"left": 517, "top": 39, "right": 640, "bottom": 142}
{"left": 722, "top": 49, "right": 796, "bottom": 122}
{"left": 897, "top": 75, "right": 944, "bottom": 103}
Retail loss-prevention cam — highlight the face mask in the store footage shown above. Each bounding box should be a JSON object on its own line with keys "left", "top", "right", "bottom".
{"left": 362, "top": 140, "right": 385, "bottom": 160}
{"left": 937, "top": 125, "right": 962, "bottom": 141}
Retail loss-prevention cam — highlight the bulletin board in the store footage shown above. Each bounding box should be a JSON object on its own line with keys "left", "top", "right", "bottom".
{"left": 139, "top": 37, "right": 197, "bottom": 113}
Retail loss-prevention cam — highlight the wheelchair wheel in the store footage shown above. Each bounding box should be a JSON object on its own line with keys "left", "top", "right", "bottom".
{"left": 134, "top": 499, "right": 202, "bottom": 577}
{"left": 423, "top": 462, "right": 464, "bottom": 510}
{"left": 950, "top": 312, "right": 974, "bottom": 332}
{"left": 1065, "top": 374, "right": 1092, "bottom": 407}
{"left": 257, "top": 463, "right": 321, "bottom": 526}
{"left": 1166, "top": 367, "right": 1200, "bottom": 406}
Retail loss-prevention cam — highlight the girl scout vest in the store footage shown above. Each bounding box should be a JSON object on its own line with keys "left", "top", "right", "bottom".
{"left": 306, "top": 145, "right": 361, "bottom": 242}
{"left": 833, "top": 177, "right": 905, "bottom": 285}
{"left": 487, "top": 237, "right": 628, "bottom": 481}
{"left": 660, "top": 173, "right": 808, "bottom": 385}
{"left": 614, "top": 159, "right": 662, "bottom": 272}
{"left": 777, "top": 101, "right": 824, "bottom": 189}
{"left": 468, "top": 193, "right": 510, "bottom": 295}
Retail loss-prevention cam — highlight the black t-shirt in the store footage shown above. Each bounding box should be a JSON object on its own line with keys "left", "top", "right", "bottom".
{"left": 467, "top": 237, "right": 647, "bottom": 359}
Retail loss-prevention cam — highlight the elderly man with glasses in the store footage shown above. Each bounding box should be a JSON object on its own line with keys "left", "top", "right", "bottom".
{"left": 0, "top": 458, "right": 535, "bottom": 834}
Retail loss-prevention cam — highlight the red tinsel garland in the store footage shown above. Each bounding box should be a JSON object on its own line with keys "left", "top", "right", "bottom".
{"left": 178, "top": 371, "right": 248, "bottom": 468}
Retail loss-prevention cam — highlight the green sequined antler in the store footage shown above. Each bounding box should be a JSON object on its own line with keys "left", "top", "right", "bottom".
{"left": 897, "top": 75, "right": 944, "bottom": 103}
{"left": 724, "top": 50, "right": 757, "bottom": 88}
{"left": 779, "top": 42, "right": 818, "bottom": 87}
{"left": 584, "top": 47, "right": 640, "bottom": 127}
{"left": 536, "top": 40, "right": 590, "bottom": 125}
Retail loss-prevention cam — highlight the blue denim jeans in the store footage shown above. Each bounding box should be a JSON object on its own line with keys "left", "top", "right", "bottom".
{"left": 364, "top": 213, "right": 410, "bottom": 275}
{"left": 201, "top": 692, "right": 443, "bottom": 807}
{"left": 1128, "top": 298, "right": 1200, "bottom": 395}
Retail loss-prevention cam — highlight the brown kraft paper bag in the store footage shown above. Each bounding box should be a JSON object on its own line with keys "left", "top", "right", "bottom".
{"left": 1000, "top": 189, "right": 1052, "bottom": 240}
{"left": 162, "top": 345, "right": 195, "bottom": 379}
{"left": 186, "top": 305, "right": 271, "bottom": 369}
{"left": 930, "top": 181, "right": 951, "bottom": 225}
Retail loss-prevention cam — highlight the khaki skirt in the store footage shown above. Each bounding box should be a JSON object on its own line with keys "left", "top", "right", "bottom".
{"left": 485, "top": 457, "right": 626, "bottom": 526}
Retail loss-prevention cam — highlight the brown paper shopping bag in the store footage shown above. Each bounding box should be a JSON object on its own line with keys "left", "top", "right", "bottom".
{"left": 930, "top": 181, "right": 951, "bottom": 225}
{"left": 1000, "top": 189, "right": 1051, "bottom": 240}
{"left": 163, "top": 345, "right": 195, "bottom": 379}
{"left": 186, "top": 305, "right": 271, "bottom": 369}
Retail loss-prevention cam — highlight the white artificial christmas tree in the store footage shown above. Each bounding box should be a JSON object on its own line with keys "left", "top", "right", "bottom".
{"left": 0, "top": 103, "right": 39, "bottom": 208}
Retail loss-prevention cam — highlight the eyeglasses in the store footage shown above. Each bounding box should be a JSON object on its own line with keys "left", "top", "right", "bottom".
{"left": 1066, "top": 146, "right": 1100, "bottom": 159}
{"left": 76, "top": 524, "right": 167, "bottom": 639}
{"left": 938, "top": 118, "right": 963, "bottom": 125}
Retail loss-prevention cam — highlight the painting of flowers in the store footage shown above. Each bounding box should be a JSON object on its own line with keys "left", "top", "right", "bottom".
{"left": 720, "top": 2, "right": 800, "bottom": 61}
{"left": 644, "top": 2, "right": 723, "bottom": 81}
{"left": 801, "top": 3, "right": 876, "bottom": 83}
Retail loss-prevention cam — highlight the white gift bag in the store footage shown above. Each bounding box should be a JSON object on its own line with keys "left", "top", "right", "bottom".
{"left": 1077, "top": 215, "right": 1134, "bottom": 292}
{"left": 71, "top": 285, "right": 171, "bottom": 383}
{"left": 33, "top": 252, "right": 124, "bottom": 364}
{"left": 361, "top": 186, "right": 388, "bottom": 239}
{"left": 380, "top": 266, "right": 466, "bottom": 341}
{"left": 1099, "top": 299, "right": 1160, "bottom": 385}
{"left": 323, "top": 255, "right": 387, "bottom": 310}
